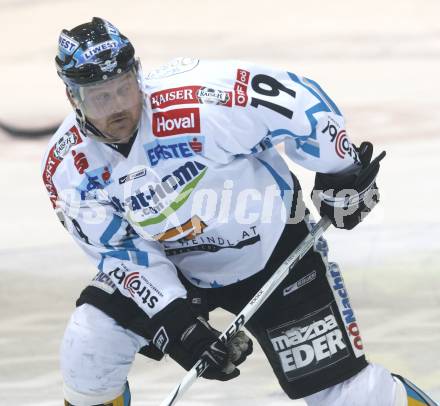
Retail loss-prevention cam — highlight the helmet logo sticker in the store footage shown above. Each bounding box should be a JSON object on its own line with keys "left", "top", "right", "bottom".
{"left": 58, "top": 33, "right": 79, "bottom": 55}
{"left": 99, "top": 58, "right": 118, "bottom": 72}
{"left": 75, "top": 40, "right": 119, "bottom": 67}
{"left": 104, "top": 20, "right": 120, "bottom": 35}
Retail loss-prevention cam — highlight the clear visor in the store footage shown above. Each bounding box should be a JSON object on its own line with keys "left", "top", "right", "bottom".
{"left": 75, "top": 68, "right": 141, "bottom": 121}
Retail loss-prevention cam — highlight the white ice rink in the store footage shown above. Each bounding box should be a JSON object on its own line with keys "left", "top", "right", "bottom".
{"left": 1, "top": 0, "right": 439, "bottom": 404}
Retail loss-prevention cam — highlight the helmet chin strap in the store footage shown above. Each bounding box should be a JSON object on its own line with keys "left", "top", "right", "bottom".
{"left": 74, "top": 107, "right": 110, "bottom": 142}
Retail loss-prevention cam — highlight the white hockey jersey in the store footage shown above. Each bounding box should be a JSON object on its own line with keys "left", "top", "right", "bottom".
{"left": 42, "top": 58, "right": 359, "bottom": 318}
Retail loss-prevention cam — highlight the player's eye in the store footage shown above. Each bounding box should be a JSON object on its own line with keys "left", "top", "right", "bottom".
{"left": 94, "top": 92, "right": 111, "bottom": 104}
{"left": 118, "top": 83, "right": 131, "bottom": 96}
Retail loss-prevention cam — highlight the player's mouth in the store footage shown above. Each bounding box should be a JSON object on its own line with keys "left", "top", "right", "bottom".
{"left": 109, "top": 113, "right": 130, "bottom": 125}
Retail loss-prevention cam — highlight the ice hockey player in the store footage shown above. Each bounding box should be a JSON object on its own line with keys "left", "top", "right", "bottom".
{"left": 42, "top": 17, "right": 437, "bottom": 406}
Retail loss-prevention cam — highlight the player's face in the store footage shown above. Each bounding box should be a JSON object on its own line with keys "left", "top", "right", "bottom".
{"left": 79, "top": 70, "right": 142, "bottom": 143}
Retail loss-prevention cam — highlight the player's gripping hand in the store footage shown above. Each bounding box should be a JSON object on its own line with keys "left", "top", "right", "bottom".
{"left": 312, "top": 142, "right": 386, "bottom": 230}
{"left": 178, "top": 317, "right": 253, "bottom": 381}
{"left": 148, "top": 299, "right": 253, "bottom": 381}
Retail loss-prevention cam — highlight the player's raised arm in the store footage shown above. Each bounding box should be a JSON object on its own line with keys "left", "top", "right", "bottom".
{"left": 200, "top": 61, "right": 385, "bottom": 229}
{"left": 199, "top": 62, "right": 355, "bottom": 172}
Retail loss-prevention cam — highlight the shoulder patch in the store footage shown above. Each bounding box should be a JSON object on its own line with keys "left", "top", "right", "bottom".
{"left": 42, "top": 126, "right": 82, "bottom": 208}
{"left": 146, "top": 57, "right": 199, "bottom": 80}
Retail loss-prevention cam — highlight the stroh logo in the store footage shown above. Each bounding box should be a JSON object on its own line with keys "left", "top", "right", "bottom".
{"left": 152, "top": 108, "right": 201, "bottom": 137}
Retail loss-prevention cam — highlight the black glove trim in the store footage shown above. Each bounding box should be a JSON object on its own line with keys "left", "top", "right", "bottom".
{"left": 318, "top": 178, "right": 377, "bottom": 208}
{"left": 312, "top": 142, "right": 386, "bottom": 230}
{"left": 147, "top": 298, "right": 197, "bottom": 354}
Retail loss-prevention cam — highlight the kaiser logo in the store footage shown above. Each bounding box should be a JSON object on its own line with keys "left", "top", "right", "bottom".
{"left": 151, "top": 86, "right": 232, "bottom": 109}
{"left": 196, "top": 87, "right": 232, "bottom": 106}
{"left": 151, "top": 86, "right": 199, "bottom": 109}
{"left": 53, "top": 129, "right": 79, "bottom": 160}
{"left": 42, "top": 126, "right": 82, "bottom": 208}
{"left": 153, "top": 108, "right": 201, "bottom": 137}
{"left": 268, "top": 305, "right": 349, "bottom": 381}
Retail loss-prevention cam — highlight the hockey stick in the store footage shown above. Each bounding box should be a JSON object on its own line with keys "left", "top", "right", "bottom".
{"left": 0, "top": 119, "right": 60, "bottom": 138}
{"left": 160, "top": 215, "right": 332, "bottom": 406}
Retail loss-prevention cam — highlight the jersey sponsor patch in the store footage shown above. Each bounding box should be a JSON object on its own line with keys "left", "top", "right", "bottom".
{"left": 53, "top": 129, "right": 79, "bottom": 160}
{"left": 267, "top": 304, "right": 349, "bottom": 381}
{"left": 151, "top": 86, "right": 232, "bottom": 109}
{"left": 197, "top": 87, "right": 232, "bottom": 106}
{"left": 234, "top": 68, "right": 250, "bottom": 107}
{"left": 119, "top": 161, "right": 207, "bottom": 227}
{"left": 143, "top": 136, "right": 204, "bottom": 166}
{"left": 152, "top": 108, "right": 201, "bottom": 137}
{"left": 42, "top": 126, "right": 82, "bottom": 208}
{"left": 236, "top": 68, "right": 250, "bottom": 85}
{"left": 164, "top": 226, "right": 260, "bottom": 255}
{"left": 321, "top": 119, "right": 359, "bottom": 162}
{"left": 334, "top": 130, "right": 359, "bottom": 161}
{"left": 151, "top": 86, "right": 199, "bottom": 109}
{"left": 108, "top": 267, "right": 160, "bottom": 309}
{"left": 119, "top": 168, "right": 148, "bottom": 184}
{"left": 327, "top": 262, "right": 364, "bottom": 357}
